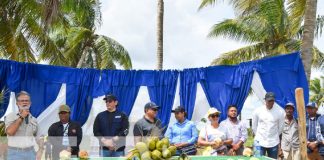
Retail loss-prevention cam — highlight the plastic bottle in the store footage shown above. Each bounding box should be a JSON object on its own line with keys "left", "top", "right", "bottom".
{"left": 253, "top": 140, "right": 261, "bottom": 157}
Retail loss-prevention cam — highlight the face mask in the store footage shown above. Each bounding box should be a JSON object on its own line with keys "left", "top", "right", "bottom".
{"left": 19, "top": 106, "right": 30, "bottom": 110}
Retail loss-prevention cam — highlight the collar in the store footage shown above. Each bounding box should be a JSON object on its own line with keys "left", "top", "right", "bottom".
{"left": 143, "top": 116, "right": 157, "bottom": 124}
{"left": 176, "top": 119, "right": 189, "bottom": 125}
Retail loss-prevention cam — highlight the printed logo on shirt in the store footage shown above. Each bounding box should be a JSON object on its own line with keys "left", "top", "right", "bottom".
{"left": 72, "top": 129, "right": 76, "bottom": 133}
{"left": 115, "top": 115, "right": 121, "bottom": 118}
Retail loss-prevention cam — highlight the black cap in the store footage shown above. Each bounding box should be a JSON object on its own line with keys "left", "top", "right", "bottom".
{"left": 144, "top": 102, "right": 159, "bottom": 110}
{"left": 103, "top": 94, "right": 117, "bottom": 101}
{"left": 172, "top": 106, "right": 185, "bottom": 113}
{"left": 265, "top": 92, "right": 275, "bottom": 101}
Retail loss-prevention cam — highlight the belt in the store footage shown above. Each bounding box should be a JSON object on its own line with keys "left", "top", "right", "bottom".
{"left": 8, "top": 146, "right": 34, "bottom": 151}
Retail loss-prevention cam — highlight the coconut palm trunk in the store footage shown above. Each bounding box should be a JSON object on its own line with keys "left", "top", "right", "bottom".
{"left": 157, "top": 0, "right": 164, "bottom": 70}
{"left": 301, "top": 0, "right": 318, "bottom": 83}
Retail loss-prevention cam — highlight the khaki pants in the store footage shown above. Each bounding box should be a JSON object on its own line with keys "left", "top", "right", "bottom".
{"left": 282, "top": 149, "right": 300, "bottom": 160}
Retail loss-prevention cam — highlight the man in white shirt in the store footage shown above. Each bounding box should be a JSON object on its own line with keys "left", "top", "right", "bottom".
{"left": 220, "top": 105, "right": 248, "bottom": 155}
{"left": 252, "top": 92, "right": 285, "bottom": 159}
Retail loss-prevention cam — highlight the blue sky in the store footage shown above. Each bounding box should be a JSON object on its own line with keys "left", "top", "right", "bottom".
{"left": 98, "top": 0, "right": 324, "bottom": 70}
{"left": 97, "top": 0, "right": 324, "bottom": 120}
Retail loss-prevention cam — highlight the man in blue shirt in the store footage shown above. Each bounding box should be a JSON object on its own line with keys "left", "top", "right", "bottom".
{"left": 306, "top": 102, "right": 323, "bottom": 159}
{"left": 165, "top": 106, "right": 198, "bottom": 155}
{"left": 93, "top": 94, "right": 129, "bottom": 157}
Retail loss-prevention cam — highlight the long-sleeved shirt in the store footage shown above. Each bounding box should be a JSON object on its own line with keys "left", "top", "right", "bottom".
{"left": 252, "top": 105, "right": 285, "bottom": 148}
{"left": 48, "top": 120, "right": 82, "bottom": 159}
{"left": 306, "top": 115, "right": 323, "bottom": 142}
{"left": 281, "top": 117, "right": 299, "bottom": 151}
{"left": 165, "top": 119, "right": 198, "bottom": 145}
{"left": 93, "top": 110, "right": 129, "bottom": 151}
{"left": 219, "top": 118, "right": 248, "bottom": 144}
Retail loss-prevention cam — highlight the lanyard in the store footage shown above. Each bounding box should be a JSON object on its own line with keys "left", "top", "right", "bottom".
{"left": 63, "top": 123, "right": 69, "bottom": 135}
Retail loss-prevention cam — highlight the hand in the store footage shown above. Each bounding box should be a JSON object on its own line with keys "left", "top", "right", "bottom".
{"left": 37, "top": 136, "right": 45, "bottom": 148}
{"left": 278, "top": 148, "right": 284, "bottom": 158}
{"left": 20, "top": 109, "right": 30, "bottom": 118}
{"left": 232, "top": 143, "right": 240, "bottom": 151}
{"left": 308, "top": 142, "right": 318, "bottom": 151}
{"left": 36, "top": 149, "right": 43, "bottom": 160}
{"left": 101, "top": 138, "right": 115, "bottom": 148}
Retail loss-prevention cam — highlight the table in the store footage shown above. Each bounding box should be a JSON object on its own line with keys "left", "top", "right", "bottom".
{"left": 72, "top": 156, "right": 273, "bottom": 160}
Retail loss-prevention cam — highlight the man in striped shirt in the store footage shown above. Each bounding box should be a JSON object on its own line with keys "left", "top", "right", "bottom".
{"left": 306, "top": 102, "right": 323, "bottom": 160}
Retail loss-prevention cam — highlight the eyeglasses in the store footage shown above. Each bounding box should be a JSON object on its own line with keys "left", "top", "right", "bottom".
{"left": 210, "top": 114, "right": 220, "bottom": 118}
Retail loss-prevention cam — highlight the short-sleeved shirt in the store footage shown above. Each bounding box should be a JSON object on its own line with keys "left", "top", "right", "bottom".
{"left": 219, "top": 118, "right": 248, "bottom": 144}
{"left": 4, "top": 112, "right": 38, "bottom": 148}
{"left": 133, "top": 117, "right": 163, "bottom": 138}
{"left": 199, "top": 125, "right": 227, "bottom": 142}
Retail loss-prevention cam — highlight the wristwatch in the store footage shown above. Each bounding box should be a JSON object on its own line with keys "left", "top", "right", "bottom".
{"left": 18, "top": 114, "right": 24, "bottom": 119}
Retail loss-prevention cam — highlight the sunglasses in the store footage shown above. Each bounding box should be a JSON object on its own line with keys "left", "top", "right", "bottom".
{"left": 210, "top": 114, "right": 220, "bottom": 118}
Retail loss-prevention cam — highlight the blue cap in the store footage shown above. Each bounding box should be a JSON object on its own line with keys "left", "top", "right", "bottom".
{"left": 306, "top": 102, "right": 317, "bottom": 108}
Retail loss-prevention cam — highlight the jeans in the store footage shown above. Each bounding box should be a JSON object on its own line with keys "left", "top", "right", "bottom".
{"left": 7, "top": 148, "right": 36, "bottom": 160}
{"left": 101, "top": 149, "right": 124, "bottom": 157}
{"left": 260, "top": 145, "right": 278, "bottom": 159}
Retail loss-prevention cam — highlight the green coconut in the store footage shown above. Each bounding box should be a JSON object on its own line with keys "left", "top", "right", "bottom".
{"left": 162, "top": 149, "right": 172, "bottom": 159}
{"left": 156, "top": 140, "right": 163, "bottom": 151}
{"left": 168, "top": 146, "right": 177, "bottom": 156}
{"left": 135, "top": 142, "right": 148, "bottom": 154}
{"left": 141, "top": 151, "right": 152, "bottom": 160}
{"left": 151, "top": 149, "right": 162, "bottom": 160}
{"left": 161, "top": 137, "right": 170, "bottom": 147}
{"left": 147, "top": 137, "right": 157, "bottom": 151}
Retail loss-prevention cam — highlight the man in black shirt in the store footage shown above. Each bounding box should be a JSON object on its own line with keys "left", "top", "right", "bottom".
{"left": 133, "top": 102, "right": 163, "bottom": 144}
{"left": 48, "top": 104, "right": 83, "bottom": 159}
{"left": 93, "top": 94, "right": 129, "bottom": 157}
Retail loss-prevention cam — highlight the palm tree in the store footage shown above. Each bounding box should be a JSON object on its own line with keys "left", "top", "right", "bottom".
{"left": 199, "top": 0, "right": 322, "bottom": 80}
{"left": 301, "top": 0, "right": 318, "bottom": 82}
{"left": 309, "top": 76, "right": 324, "bottom": 107}
{"left": 157, "top": 0, "right": 164, "bottom": 70}
{"left": 0, "top": 0, "right": 62, "bottom": 63}
{"left": 199, "top": 0, "right": 324, "bottom": 69}
{"left": 0, "top": 0, "right": 132, "bottom": 69}
{"left": 39, "top": 0, "right": 132, "bottom": 69}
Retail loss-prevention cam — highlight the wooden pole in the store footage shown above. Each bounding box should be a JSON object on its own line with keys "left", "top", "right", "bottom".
{"left": 295, "top": 88, "right": 307, "bottom": 159}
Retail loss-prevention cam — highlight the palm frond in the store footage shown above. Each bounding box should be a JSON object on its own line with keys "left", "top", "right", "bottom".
{"left": 94, "top": 35, "right": 132, "bottom": 69}
{"left": 210, "top": 43, "right": 267, "bottom": 65}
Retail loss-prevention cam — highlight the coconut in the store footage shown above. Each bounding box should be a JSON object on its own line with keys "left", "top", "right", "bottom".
{"left": 135, "top": 142, "right": 148, "bottom": 154}
{"left": 168, "top": 146, "right": 177, "bottom": 155}
{"left": 156, "top": 140, "right": 163, "bottom": 151}
{"left": 161, "top": 137, "right": 170, "bottom": 147}
{"left": 162, "top": 149, "right": 172, "bottom": 159}
{"left": 141, "top": 151, "right": 152, "bottom": 160}
{"left": 243, "top": 147, "right": 253, "bottom": 157}
{"left": 212, "top": 137, "right": 222, "bottom": 149}
{"left": 151, "top": 149, "right": 162, "bottom": 160}
{"left": 147, "top": 137, "right": 158, "bottom": 151}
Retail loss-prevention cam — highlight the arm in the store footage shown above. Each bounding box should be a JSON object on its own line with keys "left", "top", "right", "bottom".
{"left": 133, "top": 122, "right": 142, "bottom": 144}
{"left": 252, "top": 110, "right": 258, "bottom": 135}
{"left": 93, "top": 115, "right": 103, "bottom": 137}
{"left": 116, "top": 113, "right": 129, "bottom": 137}
{"left": 48, "top": 123, "right": 62, "bottom": 147}
{"left": 5, "top": 111, "right": 29, "bottom": 136}
{"left": 76, "top": 123, "right": 83, "bottom": 146}
{"left": 278, "top": 110, "right": 285, "bottom": 134}
{"left": 164, "top": 126, "right": 172, "bottom": 142}
{"left": 198, "top": 136, "right": 215, "bottom": 146}
{"left": 187, "top": 124, "right": 198, "bottom": 145}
